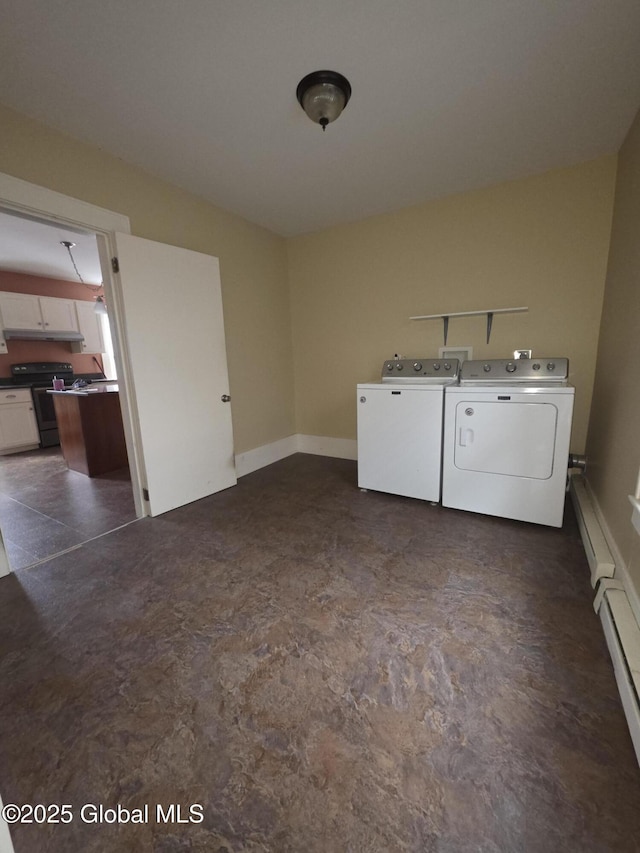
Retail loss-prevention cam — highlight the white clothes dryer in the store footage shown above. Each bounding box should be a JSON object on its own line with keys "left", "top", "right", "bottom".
{"left": 357, "top": 358, "right": 459, "bottom": 502}
{"left": 442, "top": 358, "right": 574, "bottom": 527}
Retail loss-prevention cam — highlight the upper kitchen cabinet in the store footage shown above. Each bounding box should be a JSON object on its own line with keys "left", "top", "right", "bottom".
{"left": 0, "top": 292, "right": 78, "bottom": 332}
{"left": 72, "top": 300, "right": 105, "bottom": 353}
{"left": 40, "top": 296, "right": 79, "bottom": 332}
{"left": 0, "top": 291, "right": 41, "bottom": 329}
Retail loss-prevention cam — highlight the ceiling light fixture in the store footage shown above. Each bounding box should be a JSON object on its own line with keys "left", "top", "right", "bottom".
{"left": 296, "top": 70, "right": 351, "bottom": 131}
{"left": 60, "top": 239, "right": 106, "bottom": 314}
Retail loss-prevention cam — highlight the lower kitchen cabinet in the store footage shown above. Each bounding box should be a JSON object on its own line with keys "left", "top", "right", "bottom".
{"left": 0, "top": 388, "right": 40, "bottom": 454}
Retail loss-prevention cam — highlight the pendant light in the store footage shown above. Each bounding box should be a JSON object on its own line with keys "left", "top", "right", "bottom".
{"left": 296, "top": 70, "right": 351, "bottom": 131}
{"left": 60, "top": 239, "right": 106, "bottom": 313}
{"left": 61, "top": 240, "right": 84, "bottom": 283}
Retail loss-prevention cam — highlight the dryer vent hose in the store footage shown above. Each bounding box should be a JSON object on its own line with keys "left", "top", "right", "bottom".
{"left": 568, "top": 453, "right": 587, "bottom": 472}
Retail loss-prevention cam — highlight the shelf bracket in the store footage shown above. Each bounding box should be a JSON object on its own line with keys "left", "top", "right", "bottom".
{"left": 486, "top": 312, "right": 493, "bottom": 344}
{"left": 409, "top": 306, "right": 528, "bottom": 346}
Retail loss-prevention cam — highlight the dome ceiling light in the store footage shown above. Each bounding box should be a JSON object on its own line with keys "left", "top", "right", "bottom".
{"left": 296, "top": 70, "right": 352, "bottom": 131}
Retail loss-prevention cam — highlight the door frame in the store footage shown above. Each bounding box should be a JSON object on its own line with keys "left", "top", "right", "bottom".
{"left": 0, "top": 172, "right": 148, "bottom": 548}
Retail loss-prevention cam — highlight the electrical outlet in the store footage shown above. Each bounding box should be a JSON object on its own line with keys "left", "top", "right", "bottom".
{"left": 514, "top": 349, "right": 532, "bottom": 359}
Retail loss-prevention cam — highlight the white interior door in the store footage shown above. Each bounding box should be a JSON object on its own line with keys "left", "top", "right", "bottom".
{"left": 112, "top": 233, "right": 236, "bottom": 516}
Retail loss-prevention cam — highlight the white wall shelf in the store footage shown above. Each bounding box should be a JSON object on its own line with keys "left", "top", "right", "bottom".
{"left": 410, "top": 306, "right": 528, "bottom": 344}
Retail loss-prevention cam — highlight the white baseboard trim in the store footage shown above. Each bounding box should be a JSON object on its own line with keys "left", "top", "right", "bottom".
{"left": 235, "top": 434, "right": 357, "bottom": 478}
{"left": 295, "top": 434, "right": 358, "bottom": 460}
{"left": 234, "top": 435, "right": 298, "bottom": 478}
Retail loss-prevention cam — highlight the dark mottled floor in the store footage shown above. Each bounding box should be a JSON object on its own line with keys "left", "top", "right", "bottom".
{"left": 0, "top": 447, "right": 136, "bottom": 569}
{"left": 0, "top": 454, "right": 639, "bottom": 853}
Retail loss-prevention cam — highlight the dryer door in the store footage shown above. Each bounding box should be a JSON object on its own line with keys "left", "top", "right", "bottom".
{"left": 454, "top": 400, "right": 558, "bottom": 479}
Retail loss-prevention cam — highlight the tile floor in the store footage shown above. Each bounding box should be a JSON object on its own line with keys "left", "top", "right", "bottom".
{"left": 0, "top": 446, "right": 137, "bottom": 569}
{"left": 0, "top": 454, "right": 639, "bottom": 852}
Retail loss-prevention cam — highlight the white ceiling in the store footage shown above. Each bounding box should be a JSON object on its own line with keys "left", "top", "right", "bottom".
{"left": 0, "top": 0, "right": 639, "bottom": 239}
{"left": 0, "top": 210, "right": 102, "bottom": 285}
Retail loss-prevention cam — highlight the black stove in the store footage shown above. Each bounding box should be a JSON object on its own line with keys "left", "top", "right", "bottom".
{"left": 11, "top": 361, "right": 75, "bottom": 388}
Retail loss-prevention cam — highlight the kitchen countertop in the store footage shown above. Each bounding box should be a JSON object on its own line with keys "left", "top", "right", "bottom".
{"left": 47, "top": 383, "right": 119, "bottom": 397}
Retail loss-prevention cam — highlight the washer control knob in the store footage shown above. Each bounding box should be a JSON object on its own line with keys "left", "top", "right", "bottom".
{"left": 386, "top": 363, "right": 394, "bottom": 371}
{"left": 413, "top": 362, "right": 422, "bottom": 371}
{"left": 547, "top": 362, "right": 556, "bottom": 371}
{"left": 483, "top": 363, "right": 492, "bottom": 372}
{"left": 506, "top": 362, "right": 517, "bottom": 373}
{"left": 396, "top": 363, "right": 404, "bottom": 370}
{"left": 444, "top": 362, "right": 451, "bottom": 370}
{"left": 432, "top": 363, "right": 441, "bottom": 370}
{"left": 532, "top": 362, "right": 541, "bottom": 370}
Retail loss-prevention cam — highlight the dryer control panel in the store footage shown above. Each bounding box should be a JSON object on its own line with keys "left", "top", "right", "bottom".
{"left": 460, "top": 357, "right": 569, "bottom": 384}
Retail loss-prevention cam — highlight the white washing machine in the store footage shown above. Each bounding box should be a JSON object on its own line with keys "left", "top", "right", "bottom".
{"left": 442, "top": 358, "right": 574, "bottom": 527}
{"left": 357, "top": 358, "right": 460, "bottom": 502}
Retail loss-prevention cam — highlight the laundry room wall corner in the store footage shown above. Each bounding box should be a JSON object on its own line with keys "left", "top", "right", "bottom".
{"left": 287, "top": 157, "right": 616, "bottom": 451}
{"left": 584, "top": 104, "right": 640, "bottom": 605}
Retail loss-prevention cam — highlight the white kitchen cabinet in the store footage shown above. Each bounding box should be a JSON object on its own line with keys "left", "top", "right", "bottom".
{"left": 39, "top": 296, "right": 79, "bottom": 331}
{"left": 72, "top": 300, "right": 105, "bottom": 353}
{"left": 0, "top": 388, "right": 40, "bottom": 454}
{"left": 0, "top": 292, "right": 42, "bottom": 330}
{"left": 0, "top": 292, "right": 79, "bottom": 332}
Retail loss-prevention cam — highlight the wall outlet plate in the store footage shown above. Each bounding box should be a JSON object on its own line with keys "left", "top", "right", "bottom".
{"left": 514, "top": 349, "right": 532, "bottom": 359}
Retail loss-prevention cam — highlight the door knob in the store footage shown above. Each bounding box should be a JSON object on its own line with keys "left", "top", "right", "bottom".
{"left": 221, "top": 394, "right": 231, "bottom": 402}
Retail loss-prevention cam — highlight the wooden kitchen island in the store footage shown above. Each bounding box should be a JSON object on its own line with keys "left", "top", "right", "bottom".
{"left": 49, "top": 384, "right": 128, "bottom": 477}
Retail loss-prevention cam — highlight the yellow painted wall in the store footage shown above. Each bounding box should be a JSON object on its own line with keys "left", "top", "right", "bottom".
{"left": 586, "top": 107, "right": 640, "bottom": 590}
{"left": 0, "top": 103, "right": 295, "bottom": 454}
{"left": 0, "top": 103, "right": 620, "bottom": 465}
{"left": 287, "top": 158, "right": 617, "bottom": 452}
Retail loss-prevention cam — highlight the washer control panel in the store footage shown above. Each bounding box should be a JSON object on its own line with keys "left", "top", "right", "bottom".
{"left": 381, "top": 358, "right": 460, "bottom": 384}
{"left": 460, "top": 358, "right": 569, "bottom": 384}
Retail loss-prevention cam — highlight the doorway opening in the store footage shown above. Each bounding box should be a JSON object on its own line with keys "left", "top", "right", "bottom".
{"left": 0, "top": 170, "right": 238, "bottom": 576}
{"left": 0, "top": 207, "right": 139, "bottom": 569}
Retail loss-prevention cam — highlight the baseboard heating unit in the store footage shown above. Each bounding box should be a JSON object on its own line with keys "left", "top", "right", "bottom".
{"left": 595, "top": 580, "right": 640, "bottom": 765}
{"left": 570, "top": 474, "right": 640, "bottom": 765}
{"left": 570, "top": 475, "right": 615, "bottom": 587}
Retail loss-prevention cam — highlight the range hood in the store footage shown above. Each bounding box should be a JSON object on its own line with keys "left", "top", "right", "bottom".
{"left": 3, "top": 329, "right": 85, "bottom": 343}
